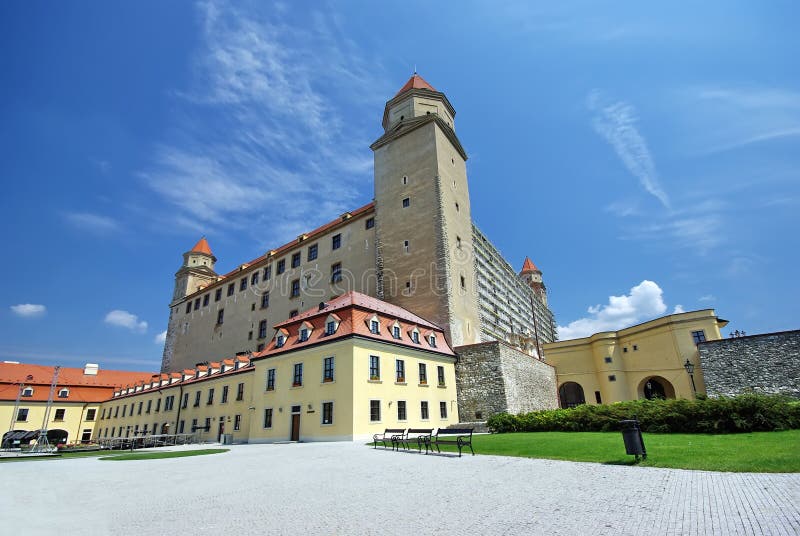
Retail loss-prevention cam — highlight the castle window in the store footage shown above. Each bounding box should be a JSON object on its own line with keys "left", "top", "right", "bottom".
{"left": 455, "top": 202, "right": 459, "bottom": 212}
{"left": 397, "top": 400, "right": 407, "bottom": 421}
{"left": 263, "top": 408, "right": 273, "bottom": 428}
{"left": 402, "top": 197, "right": 410, "bottom": 208}
{"left": 365, "top": 217, "right": 375, "bottom": 229}
{"left": 221, "top": 386, "right": 229, "bottom": 404}
{"left": 276, "top": 334, "right": 286, "bottom": 348}
{"left": 692, "top": 330, "right": 706, "bottom": 345}
{"left": 332, "top": 233, "right": 341, "bottom": 250}
{"left": 148, "top": 399, "right": 154, "bottom": 412}
{"left": 207, "top": 388, "right": 215, "bottom": 405}
{"left": 234, "top": 414, "right": 242, "bottom": 431}
{"left": 633, "top": 345, "right": 638, "bottom": 351}
{"left": 623, "top": 347, "right": 628, "bottom": 353}
{"left": 370, "top": 400, "right": 381, "bottom": 422}
{"left": 251, "top": 272, "right": 259, "bottom": 286}
{"left": 392, "top": 325, "right": 401, "bottom": 339}
{"left": 370, "top": 319, "right": 380, "bottom": 334}
{"left": 185, "top": 302, "right": 192, "bottom": 314}
{"left": 261, "top": 292, "right": 269, "bottom": 308}
{"left": 402, "top": 176, "right": 407, "bottom": 185}
{"left": 215, "top": 288, "right": 222, "bottom": 302}
{"left": 264, "top": 265, "right": 272, "bottom": 280}
{"left": 420, "top": 401, "right": 429, "bottom": 420}
{"left": 404, "top": 240, "right": 409, "bottom": 253}
{"left": 86, "top": 408, "right": 96, "bottom": 421}
{"left": 299, "top": 328, "right": 309, "bottom": 342}
{"left": 291, "top": 279, "right": 300, "bottom": 298}
{"left": 240, "top": 277, "right": 248, "bottom": 291}
{"left": 604, "top": 357, "right": 612, "bottom": 363}
{"left": 291, "top": 252, "right": 301, "bottom": 268}
{"left": 266, "top": 368, "right": 276, "bottom": 391}
{"left": 203, "top": 294, "right": 209, "bottom": 307}
{"left": 595, "top": 391, "right": 602, "bottom": 404}
{"left": 290, "top": 310, "right": 298, "bottom": 318}
{"left": 258, "top": 320, "right": 267, "bottom": 339}
{"left": 257, "top": 343, "right": 265, "bottom": 352}
{"left": 440, "top": 401, "right": 448, "bottom": 419}
{"left": 323, "top": 357, "right": 334, "bottom": 382}
{"left": 608, "top": 375, "right": 617, "bottom": 382}
{"left": 411, "top": 330, "right": 420, "bottom": 344}
{"left": 460, "top": 275, "right": 466, "bottom": 289}
{"left": 58, "top": 388, "right": 69, "bottom": 398}
{"left": 429, "top": 335, "right": 436, "bottom": 347}
{"left": 326, "top": 321, "right": 336, "bottom": 335}
{"left": 54, "top": 408, "right": 65, "bottom": 421}
{"left": 293, "top": 363, "right": 303, "bottom": 387}
{"left": 322, "top": 402, "right": 333, "bottom": 425}
{"left": 396, "top": 359, "right": 405, "bottom": 383}
{"left": 277, "top": 259, "right": 286, "bottom": 274}
{"left": 456, "top": 236, "right": 461, "bottom": 249}
{"left": 194, "top": 298, "right": 200, "bottom": 310}
{"left": 217, "top": 309, "right": 224, "bottom": 325}
{"left": 331, "top": 263, "right": 342, "bottom": 283}
{"left": 237, "top": 382, "right": 245, "bottom": 401}
{"left": 437, "top": 366, "right": 445, "bottom": 386}
{"left": 369, "top": 355, "right": 380, "bottom": 380}
{"left": 227, "top": 283, "right": 235, "bottom": 297}
{"left": 22, "top": 387, "right": 33, "bottom": 397}
{"left": 308, "top": 244, "right": 318, "bottom": 261}
{"left": 248, "top": 330, "right": 253, "bottom": 339}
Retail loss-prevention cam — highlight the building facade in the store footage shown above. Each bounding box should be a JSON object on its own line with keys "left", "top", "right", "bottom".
{"left": 160, "top": 74, "right": 556, "bottom": 373}
{"left": 1, "top": 362, "right": 152, "bottom": 446}
{"left": 543, "top": 310, "right": 728, "bottom": 407}
{"left": 101, "top": 292, "right": 458, "bottom": 443}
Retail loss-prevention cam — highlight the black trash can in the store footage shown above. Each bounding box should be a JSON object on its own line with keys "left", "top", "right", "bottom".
{"left": 620, "top": 419, "right": 647, "bottom": 460}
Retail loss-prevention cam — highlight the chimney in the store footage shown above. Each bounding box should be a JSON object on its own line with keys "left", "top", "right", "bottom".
{"left": 84, "top": 363, "right": 99, "bottom": 376}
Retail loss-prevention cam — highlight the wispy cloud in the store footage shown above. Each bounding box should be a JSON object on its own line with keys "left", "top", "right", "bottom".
{"left": 588, "top": 90, "right": 670, "bottom": 209}
{"left": 698, "top": 294, "right": 716, "bottom": 303}
{"left": 63, "top": 212, "right": 120, "bottom": 234}
{"left": 10, "top": 304, "right": 46, "bottom": 318}
{"left": 141, "top": 0, "right": 388, "bottom": 244}
{"left": 557, "top": 280, "right": 668, "bottom": 339}
{"left": 104, "top": 310, "right": 148, "bottom": 333}
{"left": 154, "top": 330, "right": 167, "bottom": 345}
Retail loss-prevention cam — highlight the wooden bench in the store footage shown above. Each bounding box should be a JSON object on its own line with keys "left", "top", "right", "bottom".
{"left": 432, "top": 428, "right": 474, "bottom": 457}
{"left": 398, "top": 428, "right": 433, "bottom": 453}
{"left": 373, "top": 428, "right": 406, "bottom": 449}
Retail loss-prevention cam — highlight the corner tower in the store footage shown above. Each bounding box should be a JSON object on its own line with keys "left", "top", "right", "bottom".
{"left": 370, "top": 74, "right": 481, "bottom": 347}
{"left": 520, "top": 257, "right": 548, "bottom": 306}
{"left": 172, "top": 237, "right": 218, "bottom": 302}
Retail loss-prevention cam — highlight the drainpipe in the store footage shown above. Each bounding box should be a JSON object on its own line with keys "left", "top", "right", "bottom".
{"left": 75, "top": 402, "right": 88, "bottom": 445}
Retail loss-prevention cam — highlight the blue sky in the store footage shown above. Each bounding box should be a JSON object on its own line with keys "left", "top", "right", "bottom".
{"left": 2, "top": 1, "right": 798, "bottom": 371}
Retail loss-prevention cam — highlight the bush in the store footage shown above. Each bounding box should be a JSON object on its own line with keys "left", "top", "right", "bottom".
{"left": 486, "top": 394, "right": 800, "bottom": 434}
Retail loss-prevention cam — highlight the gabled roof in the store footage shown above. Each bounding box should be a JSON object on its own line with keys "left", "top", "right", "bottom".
{"left": 521, "top": 257, "right": 540, "bottom": 273}
{"left": 395, "top": 73, "right": 436, "bottom": 97}
{"left": 190, "top": 237, "right": 213, "bottom": 256}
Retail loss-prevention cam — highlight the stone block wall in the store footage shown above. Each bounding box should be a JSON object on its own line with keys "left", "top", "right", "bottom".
{"left": 455, "top": 341, "right": 558, "bottom": 420}
{"left": 698, "top": 330, "right": 800, "bottom": 398}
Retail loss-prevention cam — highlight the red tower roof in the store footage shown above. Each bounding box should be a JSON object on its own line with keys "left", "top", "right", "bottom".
{"left": 521, "top": 257, "right": 540, "bottom": 273}
{"left": 190, "top": 237, "right": 213, "bottom": 256}
{"left": 394, "top": 73, "right": 436, "bottom": 97}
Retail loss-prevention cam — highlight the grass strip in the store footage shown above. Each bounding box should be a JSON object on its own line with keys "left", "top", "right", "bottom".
{"left": 411, "top": 430, "right": 800, "bottom": 473}
{"left": 100, "top": 448, "right": 229, "bottom": 461}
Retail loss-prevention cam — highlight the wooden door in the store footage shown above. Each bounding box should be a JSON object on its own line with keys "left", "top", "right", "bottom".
{"left": 290, "top": 414, "right": 300, "bottom": 441}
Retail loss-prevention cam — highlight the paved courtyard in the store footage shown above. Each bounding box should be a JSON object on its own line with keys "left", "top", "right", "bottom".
{"left": 2, "top": 442, "right": 799, "bottom": 535}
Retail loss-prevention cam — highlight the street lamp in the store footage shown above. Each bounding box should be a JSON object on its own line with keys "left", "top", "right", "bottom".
{"left": 683, "top": 359, "right": 697, "bottom": 396}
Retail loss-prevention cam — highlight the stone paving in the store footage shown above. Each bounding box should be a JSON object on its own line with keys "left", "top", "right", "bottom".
{"left": 1, "top": 442, "right": 798, "bottom": 535}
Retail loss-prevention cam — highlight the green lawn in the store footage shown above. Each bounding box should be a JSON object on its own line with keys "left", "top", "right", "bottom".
{"left": 428, "top": 430, "right": 800, "bottom": 472}
{"left": 99, "top": 448, "right": 228, "bottom": 461}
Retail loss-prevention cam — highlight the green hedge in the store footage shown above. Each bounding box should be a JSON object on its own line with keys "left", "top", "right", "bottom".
{"left": 486, "top": 394, "right": 800, "bottom": 434}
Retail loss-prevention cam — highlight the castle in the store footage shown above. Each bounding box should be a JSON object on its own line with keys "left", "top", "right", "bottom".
{"left": 161, "top": 74, "right": 556, "bottom": 373}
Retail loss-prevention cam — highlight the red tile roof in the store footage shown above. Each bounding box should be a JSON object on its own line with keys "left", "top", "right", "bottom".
{"left": 190, "top": 237, "right": 213, "bottom": 256}
{"left": 255, "top": 291, "right": 455, "bottom": 359}
{"left": 521, "top": 257, "right": 540, "bottom": 273}
{"left": 395, "top": 73, "right": 437, "bottom": 97}
{"left": 0, "top": 363, "right": 153, "bottom": 403}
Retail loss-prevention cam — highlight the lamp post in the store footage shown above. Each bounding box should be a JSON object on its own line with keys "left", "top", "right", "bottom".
{"left": 683, "top": 359, "right": 697, "bottom": 397}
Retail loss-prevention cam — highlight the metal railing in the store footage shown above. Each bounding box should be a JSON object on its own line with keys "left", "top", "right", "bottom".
{"left": 96, "top": 433, "right": 198, "bottom": 450}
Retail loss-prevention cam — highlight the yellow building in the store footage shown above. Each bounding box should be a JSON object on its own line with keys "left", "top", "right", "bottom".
{"left": 99, "top": 291, "right": 459, "bottom": 443}
{"left": 543, "top": 310, "right": 728, "bottom": 407}
{"left": 1, "top": 362, "right": 152, "bottom": 447}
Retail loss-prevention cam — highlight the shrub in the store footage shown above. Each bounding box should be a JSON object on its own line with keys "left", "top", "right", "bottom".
{"left": 486, "top": 394, "right": 800, "bottom": 434}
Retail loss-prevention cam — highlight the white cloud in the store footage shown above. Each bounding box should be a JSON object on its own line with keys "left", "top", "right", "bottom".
{"left": 154, "top": 330, "right": 167, "bottom": 345}
{"left": 10, "top": 304, "right": 46, "bottom": 318}
{"left": 557, "top": 280, "right": 668, "bottom": 340}
{"left": 588, "top": 90, "right": 670, "bottom": 209}
{"left": 63, "top": 212, "right": 120, "bottom": 234}
{"left": 673, "top": 304, "right": 685, "bottom": 314}
{"left": 104, "top": 310, "right": 148, "bottom": 333}
{"left": 141, "top": 0, "right": 388, "bottom": 242}
{"left": 698, "top": 294, "right": 716, "bottom": 303}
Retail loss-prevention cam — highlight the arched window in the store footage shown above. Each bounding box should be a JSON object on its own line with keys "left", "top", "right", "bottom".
{"left": 558, "top": 382, "right": 586, "bottom": 408}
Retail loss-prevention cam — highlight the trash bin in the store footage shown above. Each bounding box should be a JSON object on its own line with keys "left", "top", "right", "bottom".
{"left": 221, "top": 433, "right": 233, "bottom": 445}
{"left": 620, "top": 419, "right": 647, "bottom": 460}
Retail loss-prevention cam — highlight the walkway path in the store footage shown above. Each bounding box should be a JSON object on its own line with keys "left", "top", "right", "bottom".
{"left": 2, "top": 442, "right": 798, "bottom": 535}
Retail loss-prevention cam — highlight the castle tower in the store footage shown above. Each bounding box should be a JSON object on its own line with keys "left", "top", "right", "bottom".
{"left": 172, "top": 237, "right": 218, "bottom": 302}
{"left": 370, "top": 74, "right": 481, "bottom": 347}
{"left": 520, "top": 257, "right": 547, "bottom": 306}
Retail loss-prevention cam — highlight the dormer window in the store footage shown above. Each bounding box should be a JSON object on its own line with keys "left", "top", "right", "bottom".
{"left": 429, "top": 335, "right": 437, "bottom": 347}
{"left": 58, "top": 388, "right": 69, "bottom": 398}
{"left": 392, "top": 325, "right": 401, "bottom": 340}
{"left": 326, "top": 321, "right": 336, "bottom": 335}
{"left": 370, "top": 319, "right": 380, "bottom": 334}
{"left": 299, "top": 328, "right": 309, "bottom": 342}
{"left": 22, "top": 387, "right": 33, "bottom": 397}
{"left": 276, "top": 334, "right": 286, "bottom": 348}
{"left": 411, "top": 329, "right": 420, "bottom": 344}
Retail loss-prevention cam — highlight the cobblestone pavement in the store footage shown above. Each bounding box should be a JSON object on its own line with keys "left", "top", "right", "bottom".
{"left": 2, "top": 442, "right": 798, "bottom": 535}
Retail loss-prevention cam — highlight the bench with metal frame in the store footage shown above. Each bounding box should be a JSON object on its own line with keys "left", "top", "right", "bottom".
{"left": 373, "top": 428, "right": 406, "bottom": 449}
{"left": 398, "top": 428, "right": 433, "bottom": 453}
{"left": 431, "top": 428, "right": 474, "bottom": 457}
